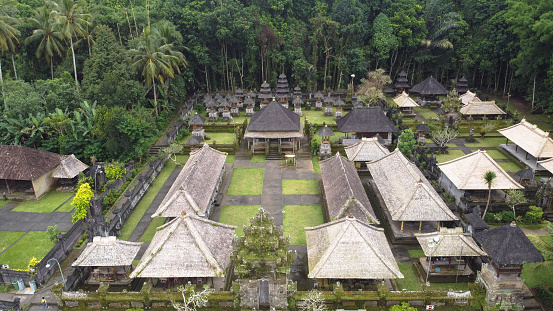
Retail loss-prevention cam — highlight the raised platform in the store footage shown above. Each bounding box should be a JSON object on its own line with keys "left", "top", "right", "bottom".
{"left": 499, "top": 144, "right": 546, "bottom": 172}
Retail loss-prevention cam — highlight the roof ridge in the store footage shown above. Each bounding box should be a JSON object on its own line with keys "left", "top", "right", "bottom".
{"left": 351, "top": 199, "right": 379, "bottom": 224}
{"left": 337, "top": 155, "right": 355, "bottom": 198}
{"left": 184, "top": 217, "right": 224, "bottom": 275}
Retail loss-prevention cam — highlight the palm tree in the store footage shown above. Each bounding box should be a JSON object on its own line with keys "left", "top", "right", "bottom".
{"left": 482, "top": 171, "right": 497, "bottom": 219}
{"left": 48, "top": 0, "right": 90, "bottom": 90}
{"left": 0, "top": 0, "right": 19, "bottom": 111}
{"left": 0, "top": 0, "right": 20, "bottom": 80}
{"left": 128, "top": 27, "right": 180, "bottom": 115}
{"left": 26, "top": 6, "right": 65, "bottom": 80}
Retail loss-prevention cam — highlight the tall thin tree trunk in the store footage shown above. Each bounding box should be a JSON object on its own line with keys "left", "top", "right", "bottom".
{"left": 531, "top": 75, "right": 536, "bottom": 110}
{"left": 10, "top": 53, "right": 17, "bottom": 80}
{"left": 503, "top": 61, "right": 509, "bottom": 96}
{"left": 116, "top": 21, "right": 123, "bottom": 44}
{"left": 70, "top": 36, "right": 79, "bottom": 91}
{"left": 482, "top": 186, "right": 492, "bottom": 219}
{"left": 0, "top": 61, "right": 6, "bottom": 111}
{"left": 50, "top": 56, "right": 54, "bottom": 80}
{"left": 152, "top": 78, "right": 158, "bottom": 115}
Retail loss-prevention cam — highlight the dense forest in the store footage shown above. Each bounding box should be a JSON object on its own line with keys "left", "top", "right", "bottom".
{"left": 0, "top": 0, "right": 551, "bottom": 162}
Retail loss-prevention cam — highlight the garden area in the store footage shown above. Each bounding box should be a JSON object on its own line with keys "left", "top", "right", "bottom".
{"left": 227, "top": 168, "right": 264, "bottom": 196}
{"left": 0, "top": 231, "right": 56, "bottom": 270}
{"left": 283, "top": 205, "right": 324, "bottom": 245}
{"left": 11, "top": 191, "right": 74, "bottom": 213}
{"left": 282, "top": 179, "right": 319, "bottom": 195}
{"left": 218, "top": 205, "right": 262, "bottom": 237}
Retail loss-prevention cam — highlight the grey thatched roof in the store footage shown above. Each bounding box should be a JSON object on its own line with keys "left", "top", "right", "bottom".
{"left": 415, "top": 123, "right": 430, "bottom": 132}
{"left": 258, "top": 81, "right": 272, "bottom": 99}
{"left": 306, "top": 217, "right": 403, "bottom": 279}
{"left": 394, "top": 71, "right": 410, "bottom": 88}
{"left": 335, "top": 98, "right": 345, "bottom": 106}
{"left": 410, "top": 76, "right": 448, "bottom": 95}
{"left": 344, "top": 137, "right": 390, "bottom": 163}
{"left": 152, "top": 144, "right": 226, "bottom": 218}
{"left": 247, "top": 91, "right": 257, "bottom": 98}
{"left": 415, "top": 227, "right": 487, "bottom": 257}
{"left": 186, "top": 136, "right": 203, "bottom": 146}
{"left": 460, "top": 101, "right": 505, "bottom": 115}
{"left": 246, "top": 101, "right": 301, "bottom": 132}
{"left": 244, "top": 97, "right": 255, "bottom": 106}
{"left": 202, "top": 94, "right": 212, "bottom": 103}
{"left": 437, "top": 150, "right": 523, "bottom": 190}
{"left": 320, "top": 153, "right": 378, "bottom": 224}
{"left": 367, "top": 149, "right": 458, "bottom": 222}
{"left": 459, "top": 90, "right": 480, "bottom": 106}
{"left": 0, "top": 145, "right": 63, "bottom": 181}
{"left": 314, "top": 91, "right": 324, "bottom": 98}
{"left": 337, "top": 107, "right": 397, "bottom": 133}
{"left": 498, "top": 119, "right": 553, "bottom": 158}
{"left": 51, "top": 154, "right": 89, "bottom": 179}
{"left": 206, "top": 99, "right": 218, "bottom": 108}
{"left": 317, "top": 125, "right": 335, "bottom": 137}
{"left": 324, "top": 96, "right": 335, "bottom": 104}
{"left": 292, "top": 96, "right": 303, "bottom": 105}
{"left": 474, "top": 223, "right": 544, "bottom": 265}
{"left": 130, "top": 214, "right": 236, "bottom": 278}
{"left": 72, "top": 236, "right": 142, "bottom": 267}
{"left": 188, "top": 113, "right": 206, "bottom": 126}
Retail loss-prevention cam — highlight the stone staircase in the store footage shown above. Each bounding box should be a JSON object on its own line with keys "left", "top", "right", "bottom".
{"left": 522, "top": 286, "right": 544, "bottom": 311}
{"left": 266, "top": 144, "right": 280, "bottom": 160}
{"left": 148, "top": 145, "right": 166, "bottom": 157}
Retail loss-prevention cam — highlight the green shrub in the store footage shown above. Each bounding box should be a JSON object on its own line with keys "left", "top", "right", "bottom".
{"left": 484, "top": 212, "right": 496, "bottom": 223}
{"left": 46, "top": 225, "right": 60, "bottom": 243}
{"left": 500, "top": 210, "right": 515, "bottom": 222}
{"left": 105, "top": 162, "right": 126, "bottom": 180}
{"left": 524, "top": 206, "right": 544, "bottom": 223}
{"left": 76, "top": 172, "right": 93, "bottom": 193}
{"left": 535, "top": 286, "right": 553, "bottom": 305}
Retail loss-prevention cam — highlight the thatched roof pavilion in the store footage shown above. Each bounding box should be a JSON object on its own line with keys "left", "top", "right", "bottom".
{"left": 130, "top": 214, "right": 236, "bottom": 279}
{"left": 317, "top": 125, "right": 335, "bottom": 138}
{"left": 73, "top": 236, "right": 142, "bottom": 267}
{"left": 394, "top": 70, "right": 410, "bottom": 92}
{"left": 456, "top": 77, "right": 469, "bottom": 94}
{"left": 438, "top": 150, "right": 523, "bottom": 191}
{"left": 320, "top": 153, "right": 378, "bottom": 224}
{"left": 392, "top": 91, "right": 419, "bottom": 109}
{"left": 367, "top": 149, "right": 458, "bottom": 227}
{"left": 416, "top": 227, "right": 487, "bottom": 257}
{"left": 459, "top": 90, "right": 480, "bottom": 106}
{"left": 498, "top": 119, "right": 553, "bottom": 159}
{"left": 188, "top": 113, "right": 206, "bottom": 126}
{"left": 460, "top": 101, "right": 505, "bottom": 117}
{"left": 410, "top": 76, "right": 448, "bottom": 96}
{"left": 51, "top": 154, "right": 89, "bottom": 179}
{"left": 344, "top": 137, "right": 390, "bottom": 167}
{"left": 306, "top": 216, "right": 403, "bottom": 280}
{"left": 538, "top": 157, "right": 553, "bottom": 174}
{"left": 152, "top": 144, "right": 226, "bottom": 218}
{"left": 337, "top": 107, "right": 397, "bottom": 145}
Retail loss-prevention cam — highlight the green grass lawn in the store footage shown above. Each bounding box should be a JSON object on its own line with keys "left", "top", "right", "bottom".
{"left": 0, "top": 231, "right": 25, "bottom": 253}
{"left": 227, "top": 168, "right": 264, "bottom": 196}
{"left": 218, "top": 205, "right": 261, "bottom": 237}
{"left": 408, "top": 249, "right": 426, "bottom": 258}
{"left": 282, "top": 179, "right": 319, "bottom": 195}
{"left": 312, "top": 156, "right": 321, "bottom": 174}
{"left": 498, "top": 161, "right": 523, "bottom": 172}
{"left": 12, "top": 192, "right": 74, "bottom": 213}
{"left": 0, "top": 200, "right": 10, "bottom": 209}
{"left": 419, "top": 111, "right": 438, "bottom": 120}
{"left": 139, "top": 217, "right": 166, "bottom": 242}
{"left": 522, "top": 262, "right": 553, "bottom": 288}
{"left": 302, "top": 109, "right": 337, "bottom": 125}
{"left": 251, "top": 155, "right": 266, "bottom": 163}
{"left": 119, "top": 160, "right": 179, "bottom": 240}
{"left": 0, "top": 231, "right": 56, "bottom": 270}
{"left": 479, "top": 149, "right": 509, "bottom": 160}
{"left": 312, "top": 133, "right": 341, "bottom": 146}
{"left": 283, "top": 205, "right": 324, "bottom": 245}
{"left": 55, "top": 201, "right": 75, "bottom": 213}
{"left": 435, "top": 149, "right": 466, "bottom": 163}
{"left": 463, "top": 137, "right": 508, "bottom": 148}
{"left": 225, "top": 155, "right": 236, "bottom": 163}
{"left": 180, "top": 132, "right": 236, "bottom": 145}
{"left": 175, "top": 154, "right": 190, "bottom": 165}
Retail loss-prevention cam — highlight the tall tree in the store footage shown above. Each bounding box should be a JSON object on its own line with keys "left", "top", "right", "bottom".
{"left": 49, "top": 0, "right": 91, "bottom": 90}
{"left": 26, "top": 6, "right": 65, "bottom": 80}
{"left": 0, "top": 0, "right": 19, "bottom": 110}
{"left": 482, "top": 171, "right": 497, "bottom": 219}
{"left": 371, "top": 13, "right": 397, "bottom": 68}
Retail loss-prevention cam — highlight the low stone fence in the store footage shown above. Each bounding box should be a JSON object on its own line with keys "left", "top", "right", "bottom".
{"left": 54, "top": 281, "right": 483, "bottom": 310}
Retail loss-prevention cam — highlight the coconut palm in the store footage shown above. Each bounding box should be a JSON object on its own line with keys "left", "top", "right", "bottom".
{"left": 0, "top": 0, "right": 20, "bottom": 80}
{"left": 482, "top": 171, "right": 497, "bottom": 219}
{"left": 0, "top": 0, "right": 19, "bottom": 110}
{"left": 128, "top": 27, "right": 181, "bottom": 115}
{"left": 48, "top": 0, "right": 90, "bottom": 90}
{"left": 26, "top": 6, "right": 65, "bottom": 80}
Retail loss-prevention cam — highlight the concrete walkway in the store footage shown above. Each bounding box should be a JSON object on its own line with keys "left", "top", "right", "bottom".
{"left": 0, "top": 201, "right": 74, "bottom": 233}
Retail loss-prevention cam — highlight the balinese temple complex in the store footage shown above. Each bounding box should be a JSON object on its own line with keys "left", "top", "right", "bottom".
{"left": 410, "top": 76, "right": 449, "bottom": 107}
{"left": 244, "top": 101, "right": 303, "bottom": 156}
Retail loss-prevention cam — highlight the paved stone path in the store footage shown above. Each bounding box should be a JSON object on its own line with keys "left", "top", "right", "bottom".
{"left": 0, "top": 201, "right": 74, "bottom": 233}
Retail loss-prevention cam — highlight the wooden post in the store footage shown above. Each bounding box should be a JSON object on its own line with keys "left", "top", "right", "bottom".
{"left": 437, "top": 222, "right": 440, "bottom": 230}
{"left": 401, "top": 221, "right": 404, "bottom": 231}
{"left": 5, "top": 179, "right": 10, "bottom": 194}
{"left": 419, "top": 221, "right": 422, "bottom": 231}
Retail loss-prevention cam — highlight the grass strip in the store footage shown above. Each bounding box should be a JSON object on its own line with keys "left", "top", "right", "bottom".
{"left": 227, "top": 168, "right": 264, "bottom": 196}
{"left": 283, "top": 205, "right": 324, "bottom": 245}
{"left": 0, "top": 231, "right": 56, "bottom": 270}
{"left": 218, "top": 205, "right": 261, "bottom": 237}
{"left": 12, "top": 192, "right": 74, "bottom": 213}
{"left": 312, "top": 156, "right": 321, "bottom": 174}
{"left": 251, "top": 155, "right": 266, "bottom": 163}
{"left": 282, "top": 179, "right": 319, "bottom": 195}
{"left": 139, "top": 217, "right": 167, "bottom": 242}
{"left": 0, "top": 231, "right": 25, "bottom": 254}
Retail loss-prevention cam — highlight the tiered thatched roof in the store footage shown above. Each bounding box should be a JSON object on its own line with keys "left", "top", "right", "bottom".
{"left": 152, "top": 144, "right": 226, "bottom": 218}
{"left": 474, "top": 223, "right": 544, "bottom": 265}
{"left": 344, "top": 137, "right": 390, "bottom": 163}
{"left": 306, "top": 216, "right": 403, "bottom": 279}
{"left": 317, "top": 125, "right": 335, "bottom": 137}
{"left": 392, "top": 91, "right": 419, "bottom": 108}
{"left": 130, "top": 214, "right": 236, "bottom": 278}
{"left": 459, "top": 90, "right": 480, "bottom": 106}
{"left": 337, "top": 107, "right": 397, "bottom": 134}
{"left": 258, "top": 81, "right": 272, "bottom": 99}
{"left": 456, "top": 77, "right": 469, "bottom": 94}
{"left": 460, "top": 101, "right": 505, "bottom": 116}
{"left": 394, "top": 71, "right": 410, "bottom": 89}
{"left": 410, "top": 76, "right": 448, "bottom": 95}
{"left": 320, "top": 154, "right": 378, "bottom": 223}
{"left": 73, "top": 236, "right": 142, "bottom": 267}
{"left": 244, "top": 102, "right": 303, "bottom": 139}
{"left": 437, "top": 150, "right": 523, "bottom": 190}
{"left": 188, "top": 113, "right": 206, "bottom": 125}
{"left": 415, "top": 227, "right": 487, "bottom": 257}
{"left": 498, "top": 119, "right": 553, "bottom": 158}
{"left": 367, "top": 149, "right": 458, "bottom": 222}
{"left": 51, "top": 154, "right": 89, "bottom": 179}
{"left": 0, "top": 145, "right": 63, "bottom": 181}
